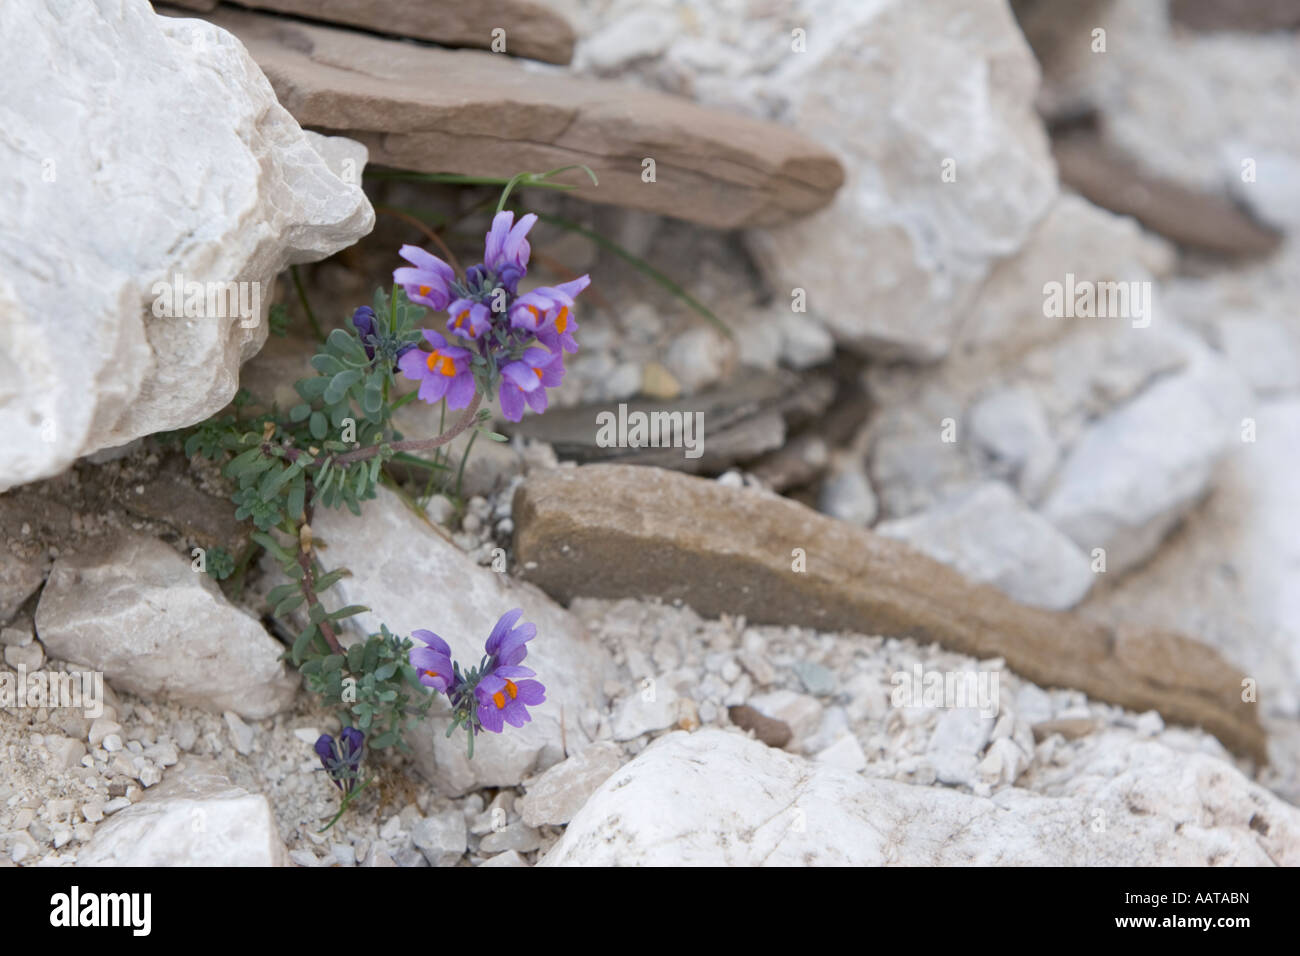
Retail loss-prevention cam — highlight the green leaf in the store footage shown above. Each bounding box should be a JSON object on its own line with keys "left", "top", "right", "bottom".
{"left": 289, "top": 403, "right": 311, "bottom": 423}
{"left": 363, "top": 386, "right": 383, "bottom": 420}
{"left": 324, "top": 369, "right": 363, "bottom": 404}
{"left": 265, "top": 583, "right": 298, "bottom": 606}
{"left": 274, "top": 592, "right": 305, "bottom": 616}
{"left": 286, "top": 475, "right": 306, "bottom": 522}
{"left": 328, "top": 605, "right": 369, "bottom": 622}
{"left": 313, "top": 567, "right": 351, "bottom": 592}
{"left": 224, "top": 446, "right": 263, "bottom": 478}
{"left": 309, "top": 410, "right": 327, "bottom": 440}
{"left": 325, "top": 327, "right": 356, "bottom": 356}
{"left": 258, "top": 463, "right": 294, "bottom": 502}
{"left": 250, "top": 532, "right": 293, "bottom": 564}
{"left": 295, "top": 376, "right": 330, "bottom": 401}
{"left": 329, "top": 403, "right": 353, "bottom": 429}
{"left": 310, "top": 353, "right": 345, "bottom": 376}
{"left": 374, "top": 661, "right": 397, "bottom": 681}
{"left": 291, "top": 624, "right": 317, "bottom": 666}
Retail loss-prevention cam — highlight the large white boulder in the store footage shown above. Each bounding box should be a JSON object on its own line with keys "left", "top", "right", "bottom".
{"left": 0, "top": 0, "right": 373, "bottom": 491}
{"left": 572, "top": 0, "right": 1057, "bottom": 360}
{"left": 542, "top": 728, "right": 1300, "bottom": 866}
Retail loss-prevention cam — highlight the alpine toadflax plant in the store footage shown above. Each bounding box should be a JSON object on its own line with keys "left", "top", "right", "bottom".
{"left": 171, "top": 165, "right": 596, "bottom": 826}
{"left": 394, "top": 211, "right": 590, "bottom": 422}
{"left": 409, "top": 608, "right": 547, "bottom": 756}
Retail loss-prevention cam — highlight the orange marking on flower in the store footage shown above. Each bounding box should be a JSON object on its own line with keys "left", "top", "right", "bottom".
{"left": 426, "top": 350, "right": 457, "bottom": 377}
{"left": 419, "top": 285, "right": 431, "bottom": 296}
{"left": 492, "top": 679, "right": 519, "bottom": 709}
{"left": 455, "top": 309, "right": 470, "bottom": 330}
{"left": 555, "top": 307, "right": 569, "bottom": 334}
{"left": 533, "top": 366, "right": 544, "bottom": 380}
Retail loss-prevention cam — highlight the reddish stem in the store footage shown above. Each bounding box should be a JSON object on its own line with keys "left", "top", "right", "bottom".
{"left": 333, "top": 391, "right": 483, "bottom": 466}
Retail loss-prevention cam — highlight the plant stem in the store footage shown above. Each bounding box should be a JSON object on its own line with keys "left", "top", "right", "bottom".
{"left": 294, "top": 502, "right": 343, "bottom": 656}
{"left": 333, "top": 392, "right": 482, "bottom": 466}
{"left": 454, "top": 428, "right": 479, "bottom": 501}
{"left": 375, "top": 205, "right": 462, "bottom": 275}
{"left": 291, "top": 266, "right": 325, "bottom": 342}
{"left": 317, "top": 777, "right": 372, "bottom": 833}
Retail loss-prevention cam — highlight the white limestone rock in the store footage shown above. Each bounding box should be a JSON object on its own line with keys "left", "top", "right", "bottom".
{"left": 1042, "top": 337, "right": 1252, "bottom": 574}
{"left": 0, "top": 0, "right": 373, "bottom": 491}
{"left": 312, "top": 488, "right": 614, "bottom": 795}
{"left": 34, "top": 534, "right": 298, "bottom": 719}
{"left": 878, "top": 482, "right": 1095, "bottom": 610}
{"left": 77, "top": 762, "right": 288, "bottom": 866}
{"left": 542, "top": 729, "right": 1300, "bottom": 866}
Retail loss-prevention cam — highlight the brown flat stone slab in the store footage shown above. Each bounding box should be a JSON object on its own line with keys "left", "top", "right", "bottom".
{"left": 193, "top": 6, "right": 845, "bottom": 229}
{"left": 1053, "top": 134, "right": 1283, "bottom": 257}
{"left": 224, "top": 0, "right": 576, "bottom": 65}
{"left": 513, "top": 464, "right": 1266, "bottom": 762}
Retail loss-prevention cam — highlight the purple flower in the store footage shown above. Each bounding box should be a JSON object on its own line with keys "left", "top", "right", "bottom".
{"left": 474, "top": 609, "right": 545, "bottom": 733}
{"left": 475, "top": 673, "right": 546, "bottom": 732}
{"left": 397, "top": 329, "right": 476, "bottom": 408}
{"left": 351, "top": 305, "right": 377, "bottom": 340}
{"left": 394, "top": 245, "right": 455, "bottom": 311}
{"left": 498, "top": 348, "right": 564, "bottom": 422}
{"left": 394, "top": 210, "right": 590, "bottom": 420}
{"left": 315, "top": 727, "right": 364, "bottom": 793}
{"left": 485, "top": 607, "right": 536, "bottom": 665}
{"left": 509, "top": 276, "right": 588, "bottom": 357}
{"left": 445, "top": 297, "right": 492, "bottom": 341}
{"left": 409, "top": 630, "right": 456, "bottom": 693}
{"left": 484, "top": 211, "right": 537, "bottom": 275}
{"left": 352, "top": 305, "right": 415, "bottom": 365}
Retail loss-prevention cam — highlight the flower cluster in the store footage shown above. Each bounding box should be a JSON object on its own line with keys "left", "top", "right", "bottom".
{"left": 351, "top": 304, "right": 416, "bottom": 370}
{"left": 409, "top": 609, "right": 546, "bottom": 749}
{"left": 314, "top": 727, "right": 365, "bottom": 795}
{"left": 394, "top": 212, "right": 589, "bottom": 421}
